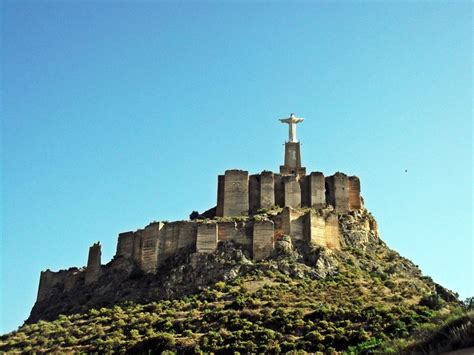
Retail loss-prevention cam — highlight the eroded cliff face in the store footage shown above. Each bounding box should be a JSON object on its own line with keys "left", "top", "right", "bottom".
{"left": 26, "top": 207, "right": 446, "bottom": 325}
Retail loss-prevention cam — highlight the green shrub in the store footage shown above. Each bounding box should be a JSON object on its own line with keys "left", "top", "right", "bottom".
{"left": 419, "top": 294, "right": 443, "bottom": 310}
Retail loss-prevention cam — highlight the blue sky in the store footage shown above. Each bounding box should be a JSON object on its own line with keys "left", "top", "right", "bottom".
{"left": 1, "top": 1, "right": 472, "bottom": 333}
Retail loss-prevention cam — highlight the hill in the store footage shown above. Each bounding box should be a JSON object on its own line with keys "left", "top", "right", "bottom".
{"left": 1, "top": 210, "right": 472, "bottom": 353}
{"left": 2, "top": 121, "right": 471, "bottom": 353}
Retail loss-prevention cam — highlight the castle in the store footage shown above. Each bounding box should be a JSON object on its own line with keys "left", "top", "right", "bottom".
{"left": 35, "top": 114, "right": 377, "bottom": 303}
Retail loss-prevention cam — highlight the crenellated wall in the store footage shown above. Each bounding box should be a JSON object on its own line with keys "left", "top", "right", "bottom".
{"left": 217, "top": 170, "right": 361, "bottom": 216}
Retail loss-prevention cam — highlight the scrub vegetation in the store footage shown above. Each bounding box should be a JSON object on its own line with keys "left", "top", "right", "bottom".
{"left": 1, "top": 244, "right": 472, "bottom": 354}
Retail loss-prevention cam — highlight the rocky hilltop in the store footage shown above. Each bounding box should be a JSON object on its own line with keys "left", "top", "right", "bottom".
{"left": 28, "top": 113, "right": 371, "bottom": 324}
{"left": 29, "top": 206, "right": 380, "bottom": 323}
{"left": 2, "top": 207, "right": 472, "bottom": 353}
{"left": 1, "top": 115, "right": 472, "bottom": 353}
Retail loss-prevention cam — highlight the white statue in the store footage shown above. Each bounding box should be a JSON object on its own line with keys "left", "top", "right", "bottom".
{"left": 279, "top": 113, "right": 304, "bottom": 143}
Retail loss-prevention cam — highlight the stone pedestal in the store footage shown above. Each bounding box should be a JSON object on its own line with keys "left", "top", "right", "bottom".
{"left": 280, "top": 142, "right": 306, "bottom": 176}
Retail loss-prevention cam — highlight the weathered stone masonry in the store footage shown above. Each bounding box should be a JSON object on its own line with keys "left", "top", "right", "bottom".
{"left": 35, "top": 170, "right": 364, "bottom": 302}
{"left": 85, "top": 242, "right": 101, "bottom": 284}
{"left": 217, "top": 170, "right": 361, "bottom": 217}
{"left": 34, "top": 113, "right": 368, "bottom": 304}
{"left": 253, "top": 220, "right": 275, "bottom": 261}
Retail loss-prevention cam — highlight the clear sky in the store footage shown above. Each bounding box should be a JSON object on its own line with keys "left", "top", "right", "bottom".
{"left": 1, "top": 1, "right": 472, "bottom": 333}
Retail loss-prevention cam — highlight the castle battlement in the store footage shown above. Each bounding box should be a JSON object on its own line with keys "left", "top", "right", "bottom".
{"left": 34, "top": 113, "right": 373, "bottom": 305}
{"left": 217, "top": 170, "right": 362, "bottom": 216}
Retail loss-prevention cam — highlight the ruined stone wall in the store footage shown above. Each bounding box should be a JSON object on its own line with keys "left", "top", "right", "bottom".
{"left": 140, "top": 223, "right": 164, "bottom": 274}
{"left": 305, "top": 211, "right": 341, "bottom": 249}
{"left": 34, "top": 165, "right": 367, "bottom": 309}
{"left": 41, "top": 168, "right": 363, "bottom": 299}
{"left": 217, "top": 221, "right": 251, "bottom": 251}
{"left": 37, "top": 268, "right": 82, "bottom": 302}
{"left": 300, "top": 175, "right": 310, "bottom": 207}
{"left": 284, "top": 176, "right": 301, "bottom": 208}
{"left": 216, "top": 175, "right": 225, "bottom": 217}
{"left": 279, "top": 207, "right": 306, "bottom": 240}
{"left": 306, "top": 212, "right": 326, "bottom": 247}
{"left": 290, "top": 209, "right": 306, "bottom": 241}
{"left": 81, "top": 169, "right": 362, "bottom": 276}
{"left": 324, "top": 214, "right": 341, "bottom": 249}
{"left": 132, "top": 232, "right": 142, "bottom": 265}
{"left": 176, "top": 222, "right": 198, "bottom": 250}
{"left": 157, "top": 222, "right": 197, "bottom": 266}
{"left": 64, "top": 270, "right": 82, "bottom": 292}
{"left": 216, "top": 170, "right": 361, "bottom": 216}
{"left": 309, "top": 172, "right": 326, "bottom": 209}
{"left": 116, "top": 232, "right": 134, "bottom": 259}
{"left": 274, "top": 174, "right": 285, "bottom": 207}
{"left": 37, "top": 270, "right": 56, "bottom": 301}
{"left": 156, "top": 224, "right": 178, "bottom": 265}
{"left": 248, "top": 174, "right": 260, "bottom": 214}
{"left": 85, "top": 243, "right": 102, "bottom": 284}
{"left": 253, "top": 220, "right": 274, "bottom": 260}
{"left": 196, "top": 223, "right": 218, "bottom": 253}
{"left": 260, "top": 172, "right": 275, "bottom": 209}
{"left": 115, "top": 221, "right": 197, "bottom": 273}
{"left": 222, "top": 170, "right": 249, "bottom": 216}
{"left": 348, "top": 176, "right": 362, "bottom": 210}
{"left": 326, "top": 172, "right": 350, "bottom": 213}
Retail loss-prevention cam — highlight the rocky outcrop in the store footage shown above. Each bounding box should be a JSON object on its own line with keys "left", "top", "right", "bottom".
{"left": 339, "top": 208, "right": 379, "bottom": 250}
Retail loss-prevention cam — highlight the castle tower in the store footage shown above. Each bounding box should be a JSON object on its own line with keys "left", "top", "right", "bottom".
{"left": 85, "top": 242, "right": 102, "bottom": 284}
{"left": 279, "top": 113, "right": 306, "bottom": 176}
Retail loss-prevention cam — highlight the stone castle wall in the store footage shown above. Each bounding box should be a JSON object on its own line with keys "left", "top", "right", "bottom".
{"left": 253, "top": 220, "right": 274, "bottom": 261}
{"left": 217, "top": 170, "right": 361, "bottom": 217}
{"left": 284, "top": 176, "right": 301, "bottom": 209}
{"left": 109, "top": 202, "right": 352, "bottom": 278}
{"left": 217, "top": 221, "right": 251, "bottom": 251}
{"left": 85, "top": 242, "right": 102, "bottom": 284}
{"left": 35, "top": 169, "right": 364, "bottom": 304}
{"left": 260, "top": 172, "right": 275, "bottom": 209}
{"left": 196, "top": 223, "right": 218, "bottom": 253}
{"left": 37, "top": 268, "right": 83, "bottom": 302}
{"left": 308, "top": 172, "right": 326, "bottom": 209}
{"left": 35, "top": 203, "right": 367, "bottom": 303}
{"left": 220, "top": 170, "right": 249, "bottom": 217}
